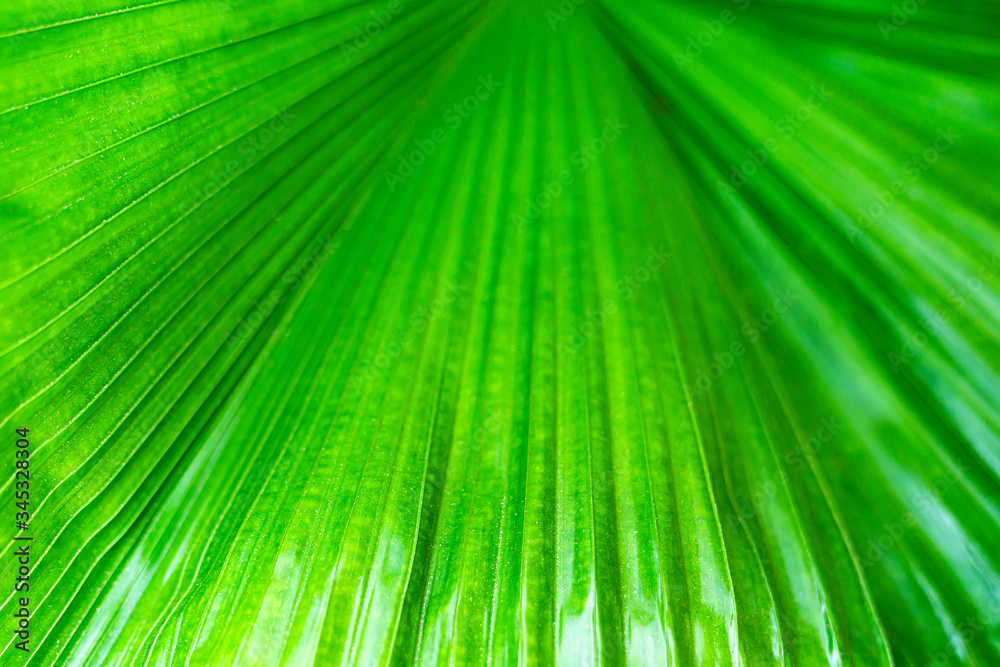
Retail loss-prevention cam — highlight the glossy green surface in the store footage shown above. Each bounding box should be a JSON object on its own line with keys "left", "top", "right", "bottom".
{"left": 1, "top": 0, "right": 999, "bottom": 664}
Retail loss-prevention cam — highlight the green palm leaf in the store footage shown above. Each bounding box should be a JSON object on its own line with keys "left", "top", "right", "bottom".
{"left": 2, "top": 0, "right": 999, "bottom": 664}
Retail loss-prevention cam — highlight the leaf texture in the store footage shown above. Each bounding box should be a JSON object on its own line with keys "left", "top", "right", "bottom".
{"left": 1, "top": 0, "right": 999, "bottom": 664}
